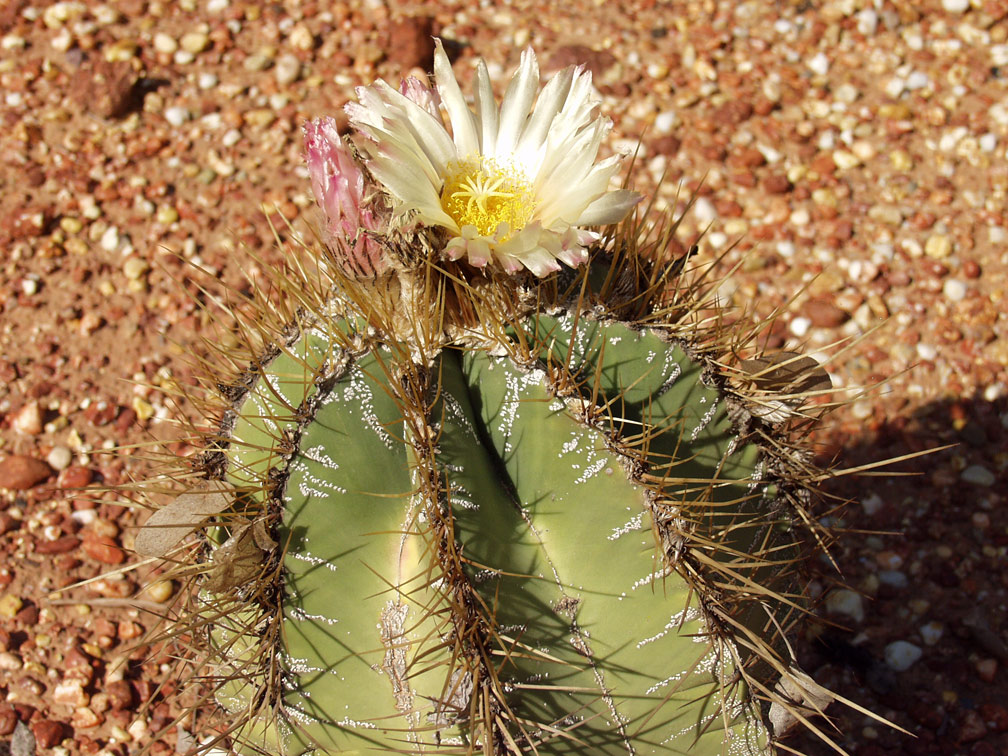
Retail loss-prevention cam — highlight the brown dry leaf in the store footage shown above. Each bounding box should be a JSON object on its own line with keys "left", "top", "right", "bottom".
{"left": 134, "top": 480, "right": 235, "bottom": 558}
{"left": 204, "top": 522, "right": 265, "bottom": 593}
{"left": 740, "top": 351, "right": 832, "bottom": 396}
{"left": 769, "top": 666, "right": 835, "bottom": 736}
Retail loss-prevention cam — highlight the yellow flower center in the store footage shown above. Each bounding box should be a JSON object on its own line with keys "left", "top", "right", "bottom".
{"left": 440, "top": 158, "right": 536, "bottom": 239}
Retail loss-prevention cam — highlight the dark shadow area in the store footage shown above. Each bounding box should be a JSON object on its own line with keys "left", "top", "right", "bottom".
{"left": 780, "top": 393, "right": 1008, "bottom": 756}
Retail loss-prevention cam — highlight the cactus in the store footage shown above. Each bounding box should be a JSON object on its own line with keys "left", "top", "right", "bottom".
{"left": 135, "top": 41, "right": 854, "bottom": 756}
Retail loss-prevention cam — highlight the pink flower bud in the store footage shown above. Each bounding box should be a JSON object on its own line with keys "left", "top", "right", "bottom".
{"left": 303, "top": 117, "right": 389, "bottom": 277}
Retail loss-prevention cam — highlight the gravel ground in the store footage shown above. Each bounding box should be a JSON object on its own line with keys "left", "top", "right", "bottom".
{"left": 1, "top": 1, "right": 1007, "bottom": 754}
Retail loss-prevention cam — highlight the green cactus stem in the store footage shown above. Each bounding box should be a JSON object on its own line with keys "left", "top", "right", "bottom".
{"left": 164, "top": 239, "right": 825, "bottom": 756}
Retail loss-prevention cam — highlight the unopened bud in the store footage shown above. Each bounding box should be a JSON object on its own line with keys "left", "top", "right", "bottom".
{"left": 303, "top": 117, "right": 390, "bottom": 277}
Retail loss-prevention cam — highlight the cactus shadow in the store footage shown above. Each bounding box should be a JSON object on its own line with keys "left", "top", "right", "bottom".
{"left": 779, "top": 392, "right": 1008, "bottom": 755}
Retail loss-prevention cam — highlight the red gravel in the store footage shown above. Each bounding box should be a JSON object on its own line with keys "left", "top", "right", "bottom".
{"left": 1, "top": 1, "right": 1006, "bottom": 754}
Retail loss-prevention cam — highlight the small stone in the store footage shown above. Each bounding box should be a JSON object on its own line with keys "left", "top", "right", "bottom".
{"left": 976, "top": 658, "right": 998, "bottom": 683}
{"left": 123, "top": 257, "right": 149, "bottom": 280}
{"left": 942, "top": 0, "right": 970, "bottom": 11}
{"left": 825, "top": 589, "right": 864, "bottom": 624}
{"left": 0, "top": 455, "right": 53, "bottom": 490}
{"left": 58, "top": 465, "right": 92, "bottom": 488}
{"left": 959, "top": 710, "right": 987, "bottom": 742}
{"left": 53, "top": 679, "right": 89, "bottom": 706}
{"left": 11, "top": 401, "right": 43, "bottom": 435}
{"left": 653, "top": 110, "right": 679, "bottom": 134}
{"left": 924, "top": 233, "right": 952, "bottom": 259}
{"left": 198, "top": 72, "right": 218, "bottom": 89}
{"left": 100, "top": 225, "right": 120, "bottom": 252}
{"left": 163, "top": 106, "right": 190, "bottom": 127}
{"left": 385, "top": 16, "right": 436, "bottom": 69}
{"left": 861, "top": 493, "right": 884, "bottom": 515}
{"left": 919, "top": 621, "right": 944, "bottom": 646}
{"left": 70, "top": 707, "right": 102, "bottom": 729}
{"left": 106, "top": 679, "right": 134, "bottom": 710}
{"left": 943, "top": 279, "right": 967, "bottom": 302}
{"left": 145, "top": 580, "right": 174, "bottom": 603}
{"left": 805, "top": 299, "right": 849, "bottom": 328}
{"left": 156, "top": 205, "right": 179, "bottom": 224}
{"left": 152, "top": 32, "right": 177, "bottom": 54}
{"left": 274, "top": 54, "right": 301, "bottom": 86}
{"left": 179, "top": 31, "right": 210, "bottom": 54}
{"left": 789, "top": 316, "right": 811, "bottom": 338}
{"left": 878, "top": 570, "right": 908, "bottom": 589}
{"left": 884, "top": 640, "right": 923, "bottom": 671}
{"left": 244, "top": 108, "right": 276, "bottom": 128}
{"left": 857, "top": 9, "right": 878, "bottom": 35}
{"left": 13, "top": 721, "right": 37, "bottom": 755}
{"left": 288, "top": 24, "right": 314, "bottom": 51}
{"left": 82, "top": 535, "right": 126, "bottom": 565}
{"left": 807, "top": 52, "right": 830, "bottom": 76}
{"left": 69, "top": 59, "right": 138, "bottom": 119}
{"left": 961, "top": 465, "right": 995, "bottom": 486}
{"left": 244, "top": 48, "right": 275, "bottom": 71}
{"left": 832, "top": 150, "right": 860, "bottom": 170}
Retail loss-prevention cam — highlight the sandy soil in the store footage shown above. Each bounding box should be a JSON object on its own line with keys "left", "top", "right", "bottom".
{"left": 1, "top": 1, "right": 1006, "bottom": 754}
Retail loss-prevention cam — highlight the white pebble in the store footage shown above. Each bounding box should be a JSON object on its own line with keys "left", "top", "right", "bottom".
{"left": 153, "top": 32, "right": 177, "bottom": 54}
{"left": 70, "top": 508, "right": 97, "bottom": 526}
{"left": 943, "top": 279, "right": 966, "bottom": 302}
{"left": 222, "top": 128, "right": 241, "bottom": 147}
{"left": 691, "top": 197, "right": 717, "bottom": 224}
{"left": 275, "top": 53, "right": 301, "bottom": 86}
{"left": 174, "top": 49, "right": 195, "bottom": 65}
{"left": 979, "top": 133, "right": 997, "bottom": 152}
{"left": 861, "top": 493, "right": 884, "bottom": 516}
{"left": 207, "top": 0, "right": 229, "bottom": 10}
{"left": 942, "top": 0, "right": 970, "bottom": 11}
{"left": 163, "top": 106, "right": 190, "bottom": 127}
{"left": 789, "top": 316, "right": 811, "bottom": 338}
{"left": 198, "top": 72, "right": 218, "bottom": 89}
{"left": 100, "top": 225, "right": 120, "bottom": 252}
{"left": 905, "top": 71, "right": 931, "bottom": 90}
{"left": 46, "top": 446, "right": 73, "bottom": 471}
{"left": 790, "top": 207, "right": 810, "bottom": 226}
{"left": 857, "top": 9, "right": 879, "bottom": 35}
{"left": 879, "top": 570, "right": 908, "bottom": 589}
{"left": 961, "top": 465, "right": 995, "bottom": 486}
{"left": 919, "top": 621, "right": 944, "bottom": 646}
{"left": 653, "top": 110, "right": 679, "bottom": 134}
{"left": 884, "top": 641, "right": 922, "bottom": 671}
{"left": 807, "top": 52, "right": 830, "bottom": 76}
{"left": 825, "top": 589, "right": 864, "bottom": 624}
{"left": 885, "top": 77, "right": 906, "bottom": 98}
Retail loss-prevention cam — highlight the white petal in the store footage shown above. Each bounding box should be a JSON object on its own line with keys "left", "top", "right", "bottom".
{"left": 494, "top": 47, "right": 539, "bottom": 157}
{"left": 513, "top": 66, "right": 574, "bottom": 172}
{"left": 473, "top": 60, "right": 499, "bottom": 155}
{"left": 433, "top": 39, "right": 479, "bottom": 157}
{"left": 575, "top": 190, "right": 641, "bottom": 226}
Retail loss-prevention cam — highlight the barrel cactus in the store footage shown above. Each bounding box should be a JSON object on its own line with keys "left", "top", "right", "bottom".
{"left": 138, "top": 41, "right": 846, "bottom": 755}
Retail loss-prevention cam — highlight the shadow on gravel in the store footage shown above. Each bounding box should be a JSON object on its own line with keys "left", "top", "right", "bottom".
{"left": 781, "top": 394, "right": 1008, "bottom": 756}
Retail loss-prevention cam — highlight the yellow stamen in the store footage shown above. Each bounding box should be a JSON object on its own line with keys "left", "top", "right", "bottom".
{"left": 440, "top": 158, "right": 535, "bottom": 239}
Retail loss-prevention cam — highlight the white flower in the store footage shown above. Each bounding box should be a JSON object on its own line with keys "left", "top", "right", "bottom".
{"left": 346, "top": 40, "right": 640, "bottom": 277}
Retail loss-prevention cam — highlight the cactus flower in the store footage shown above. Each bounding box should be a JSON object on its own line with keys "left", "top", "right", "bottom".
{"left": 346, "top": 40, "right": 640, "bottom": 276}
{"left": 303, "top": 117, "right": 389, "bottom": 277}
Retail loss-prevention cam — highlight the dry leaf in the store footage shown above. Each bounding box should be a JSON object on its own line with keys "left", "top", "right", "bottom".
{"left": 204, "top": 522, "right": 265, "bottom": 593}
{"left": 769, "top": 666, "right": 835, "bottom": 735}
{"left": 739, "top": 352, "right": 832, "bottom": 422}
{"left": 134, "top": 480, "right": 234, "bottom": 558}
